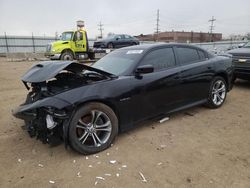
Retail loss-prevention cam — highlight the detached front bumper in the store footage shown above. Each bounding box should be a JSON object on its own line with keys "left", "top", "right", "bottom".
{"left": 45, "top": 52, "right": 61, "bottom": 60}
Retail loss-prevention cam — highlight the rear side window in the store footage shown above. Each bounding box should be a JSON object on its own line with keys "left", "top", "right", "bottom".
{"left": 124, "top": 35, "right": 132, "bottom": 39}
{"left": 177, "top": 47, "right": 200, "bottom": 65}
{"left": 141, "top": 48, "right": 176, "bottom": 71}
{"left": 197, "top": 50, "right": 207, "bottom": 60}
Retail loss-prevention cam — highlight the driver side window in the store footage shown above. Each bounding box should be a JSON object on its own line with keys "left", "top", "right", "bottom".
{"left": 140, "top": 48, "right": 176, "bottom": 72}
{"left": 74, "top": 32, "right": 83, "bottom": 41}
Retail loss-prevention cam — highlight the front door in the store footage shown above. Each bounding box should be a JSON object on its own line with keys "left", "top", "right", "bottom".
{"left": 73, "top": 31, "right": 87, "bottom": 52}
{"left": 130, "top": 47, "right": 183, "bottom": 122}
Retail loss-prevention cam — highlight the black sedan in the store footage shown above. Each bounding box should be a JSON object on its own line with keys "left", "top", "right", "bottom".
{"left": 227, "top": 41, "right": 250, "bottom": 81}
{"left": 13, "top": 44, "right": 234, "bottom": 154}
{"left": 93, "top": 34, "right": 139, "bottom": 49}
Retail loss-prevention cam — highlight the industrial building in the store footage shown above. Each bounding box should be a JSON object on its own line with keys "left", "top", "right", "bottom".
{"left": 136, "top": 31, "right": 222, "bottom": 43}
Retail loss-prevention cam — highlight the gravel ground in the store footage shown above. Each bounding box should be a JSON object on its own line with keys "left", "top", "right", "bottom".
{"left": 0, "top": 59, "right": 250, "bottom": 188}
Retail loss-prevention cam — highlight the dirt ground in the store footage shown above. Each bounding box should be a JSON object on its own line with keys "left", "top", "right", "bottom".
{"left": 0, "top": 58, "right": 250, "bottom": 188}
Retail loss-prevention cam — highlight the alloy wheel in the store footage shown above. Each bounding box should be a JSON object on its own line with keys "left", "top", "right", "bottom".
{"left": 76, "top": 110, "right": 112, "bottom": 147}
{"left": 212, "top": 80, "right": 226, "bottom": 106}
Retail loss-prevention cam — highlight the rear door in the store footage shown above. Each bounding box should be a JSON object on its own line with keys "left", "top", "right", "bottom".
{"left": 124, "top": 35, "right": 134, "bottom": 46}
{"left": 176, "top": 46, "right": 214, "bottom": 104}
{"left": 131, "top": 47, "right": 184, "bottom": 121}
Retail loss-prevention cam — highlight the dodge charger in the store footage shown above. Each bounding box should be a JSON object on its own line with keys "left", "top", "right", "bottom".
{"left": 13, "top": 44, "right": 234, "bottom": 154}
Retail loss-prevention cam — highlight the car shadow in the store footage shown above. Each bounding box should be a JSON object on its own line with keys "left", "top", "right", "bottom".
{"left": 234, "top": 79, "right": 250, "bottom": 89}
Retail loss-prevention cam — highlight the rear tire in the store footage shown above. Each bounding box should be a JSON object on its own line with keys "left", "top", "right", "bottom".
{"left": 206, "top": 76, "right": 227, "bottom": 109}
{"left": 60, "top": 51, "right": 74, "bottom": 60}
{"left": 69, "top": 102, "right": 118, "bottom": 154}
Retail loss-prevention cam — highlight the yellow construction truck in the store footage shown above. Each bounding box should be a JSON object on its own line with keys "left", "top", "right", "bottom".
{"left": 45, "top": 21, "right": 95, "bottom": 60}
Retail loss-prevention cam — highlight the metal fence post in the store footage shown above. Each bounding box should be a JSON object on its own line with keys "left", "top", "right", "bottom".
{"left": 4, "top": 32, "right": 9, "bottom": 53}
{"left": 32, "top": 32, "right": 35, "bottom": 53}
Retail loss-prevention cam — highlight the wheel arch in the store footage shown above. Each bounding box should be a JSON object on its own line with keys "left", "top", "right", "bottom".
{"left": 75, "top": 99, "right": 121, "bottom": 132}
{"left": 60, "top": 48, "right": 75, "bottom": 59}
{"left": 214, "top": 71, "right": 229, "bottom": 91}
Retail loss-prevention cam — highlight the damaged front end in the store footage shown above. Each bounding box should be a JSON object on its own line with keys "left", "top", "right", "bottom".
{"left": 13, "top": 97, "right": 70, "bottom": 146}
{"left": 13, "top": 61, "right": 114, "bottom": 146}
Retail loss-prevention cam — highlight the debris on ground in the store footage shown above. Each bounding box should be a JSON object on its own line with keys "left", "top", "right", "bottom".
{"left": 94, "top": 181, "right": 98, "bottom": 186}
{"left": 88, "top": 165, "right": 93, "bottom": 168}
{"left": 116, "top": 173, "right": 120, "bottom": 177}
{"left": 73, "top": 160, "right": 76, "bottom": 163}
{"left": 109, "top": 160, "right": 117, "bottom": 164}
{"left": 186, "top": 177, "right": 192, "bottom": 183}
{"left": 159, "top": 117, "right": 170, "bottom": 123}
{"left": 96, "top": 176, "right": 105, "bottom": 180}
{"left": 18, "top": 159, "right": 22, "bottom": 163}
{"left": 94, "top": 155, "right": 99, "bottom": 158}
{"left": 106, "top": 153, "right": 110, "bottom": 156}
{"left": 104, "top": 173, "right": 111, "bottom": 176}
{"left": 160, "top": 144, "right": 166, "bottom": 148}
{"left": 38, "top": 164, "right": 44, "bottom": 167}
{"left": 184, "top": 112, "right": 195, "bottom": 116}
{"left": 85, "top": 156, "right": 89, "bottom": 160}
{"left": 122, "top": 165, "right": 127, "bottom": 168}
{"left": 77, "top": 172, "right": 81, "bottom": 178}
{"left": 49, "top": 180, "right": 55, "bottom": 184}
{"left": 139, "top": 172, "right": 147, "bottom": 183}
{"left": 157, "top": 162, "right": 162, "bottom": 166}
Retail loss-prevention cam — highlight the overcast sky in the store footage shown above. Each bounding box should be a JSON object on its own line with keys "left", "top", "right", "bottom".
{"left": 0, "top": 0, "right": 249, "bottom": 38}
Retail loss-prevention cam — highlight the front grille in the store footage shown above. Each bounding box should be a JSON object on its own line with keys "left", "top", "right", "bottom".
{"left": 232, "top": 55, "right": 250, "bottom": 64}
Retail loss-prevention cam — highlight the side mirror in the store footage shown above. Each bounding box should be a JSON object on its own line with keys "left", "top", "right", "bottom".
{"left": 116, "top": 37, "right": 120, "bottom": 40}
{"left": 135, "top": 65, "right": 154, "bottom": 75}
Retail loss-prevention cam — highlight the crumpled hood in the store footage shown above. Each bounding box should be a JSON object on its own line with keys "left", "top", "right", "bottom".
{"left": 21, "top": 61, "right": 115, "bottom": 83}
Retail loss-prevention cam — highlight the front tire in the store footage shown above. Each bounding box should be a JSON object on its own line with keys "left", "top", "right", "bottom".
{"left": 60, "top": 51, "right": 74, "bottom": 60}
{"left": 107, "top": 42, "right": 114, "bottom": 49}
{"left": 69, "top": 102, "right": 118, "bottom": 154}
{"left": 206, "top": 76, "right": 227, "bottom": 109}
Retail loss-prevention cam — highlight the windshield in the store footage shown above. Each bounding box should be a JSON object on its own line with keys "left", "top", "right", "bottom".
{"left": 243, "top": 42, "right": 250, "bottom": 48}
{"left": 91, "top": 49, "right": 144, "bottom": 75}
{"left": 61, "top": 32, "right": 73, "bottom": 41}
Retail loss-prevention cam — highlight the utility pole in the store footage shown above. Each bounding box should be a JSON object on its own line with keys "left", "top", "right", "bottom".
{"left": 98, "top": 22, "right": 104, "bottom": 39}
{"left": 208, "top": 16, "right": 216, "bottom": 42}
{"left": 155, "top": 9, "right": 160, "bottom": 41}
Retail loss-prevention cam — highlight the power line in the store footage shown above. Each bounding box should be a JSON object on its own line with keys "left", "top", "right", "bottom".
{"left": 208, "top": 16, "right": 216, "bottom": 42}
{"left": 155, "top": 9, "right": 160, "bottom": 41}
{"left": 98, "top": 21, "right": 104, "bottom": 39}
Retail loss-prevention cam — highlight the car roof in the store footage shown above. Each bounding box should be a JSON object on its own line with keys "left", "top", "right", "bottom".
{"left": 117, "top": 43, "right": 205, "bottom": 52}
